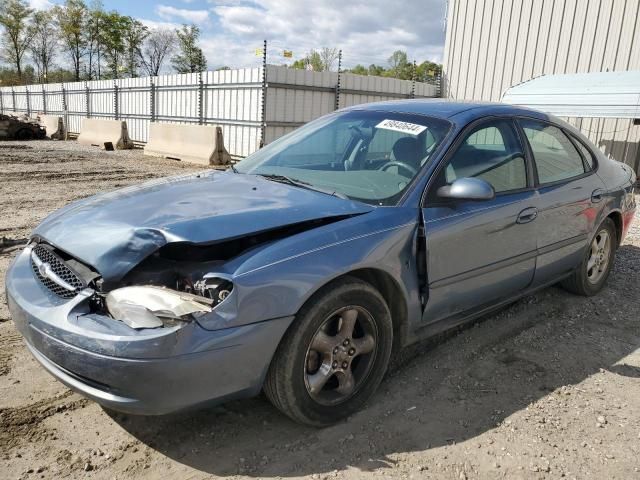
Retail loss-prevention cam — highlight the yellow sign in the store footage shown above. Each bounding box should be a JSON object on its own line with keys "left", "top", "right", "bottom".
{"left": 283, "top": 50, "right": 293, "bottom": 58}
{"left": 255, "top": 48, "right": 263, "bottom": 57}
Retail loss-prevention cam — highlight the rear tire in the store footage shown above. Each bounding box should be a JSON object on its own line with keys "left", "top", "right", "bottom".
{"left": 264, "top": 277, "right": 393, "bottom": 426}
{"left": 561, "top": 218, "right": 616, "bottom": 296}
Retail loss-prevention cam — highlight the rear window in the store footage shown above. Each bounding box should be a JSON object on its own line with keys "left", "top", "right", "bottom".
{"left": 571, "top": 135, "right": 596, "bottom": 170}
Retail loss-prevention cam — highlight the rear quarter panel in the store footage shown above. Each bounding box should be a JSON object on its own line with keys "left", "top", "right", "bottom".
{"left": 553, "top": 116, "right": 636, "bottom": 241}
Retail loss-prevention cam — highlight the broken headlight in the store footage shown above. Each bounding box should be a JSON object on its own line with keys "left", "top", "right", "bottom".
{"left": 106, "top": 286, "right": 214, "bottom": 329}
{"left": 191, "top": 276, "right": 233, "bottom": 304}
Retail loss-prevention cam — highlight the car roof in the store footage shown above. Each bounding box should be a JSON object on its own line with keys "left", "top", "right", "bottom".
{"left": 342, "top": 99, "right": 551, "bottom": 124}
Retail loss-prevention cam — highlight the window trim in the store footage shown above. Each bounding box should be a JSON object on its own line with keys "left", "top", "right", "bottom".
{"left": 422, "top": 115, "right": 534, "bottom": 207}
{"left": 515, "top": 116, "right": 597, "bottom": 188}
{"left": 566, "top": 132, "right": 599, "bottom": 173}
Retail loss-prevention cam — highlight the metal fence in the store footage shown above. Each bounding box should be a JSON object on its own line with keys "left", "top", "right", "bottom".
{"left": 0, "top": 66, "right": 440, "bottom": 159}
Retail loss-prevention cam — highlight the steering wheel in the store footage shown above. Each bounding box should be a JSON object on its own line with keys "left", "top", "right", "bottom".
{"left": 379, "top": 161, "right": 418, "bottom": 177}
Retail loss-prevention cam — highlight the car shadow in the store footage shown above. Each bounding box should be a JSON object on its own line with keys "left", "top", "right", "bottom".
{"left": 108, "top": 243, "right": 640, "bottom": 478}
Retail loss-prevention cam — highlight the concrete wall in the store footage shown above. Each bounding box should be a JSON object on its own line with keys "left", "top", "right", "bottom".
{"left": 443, "top": 0, "right": 640, "bottom": 172}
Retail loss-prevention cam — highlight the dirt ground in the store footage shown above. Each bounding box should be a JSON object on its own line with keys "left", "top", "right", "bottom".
{"left": 1, "top": 140, "right": 639, "bottom": 480}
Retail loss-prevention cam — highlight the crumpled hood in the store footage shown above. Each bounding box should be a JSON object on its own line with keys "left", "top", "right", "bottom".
{"left": 34, "top": 171, "right": 373, "bottom": 282}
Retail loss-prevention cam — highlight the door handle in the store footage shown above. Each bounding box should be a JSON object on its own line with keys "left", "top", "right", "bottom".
{"left": 516, "top": 207, "right": 538, "bottom": 224}
{"left": 591, "top": 189, "right": 605, "bottom": 203}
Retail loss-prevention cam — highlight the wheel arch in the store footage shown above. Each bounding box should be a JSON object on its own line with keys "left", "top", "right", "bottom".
{"left": 291, "top": 267, "right": 409, "bottom": 355}
{"left": 347, "top": 268, "right": 408, "bottom": 353}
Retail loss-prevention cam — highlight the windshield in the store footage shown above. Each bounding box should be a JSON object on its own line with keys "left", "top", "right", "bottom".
{"left": 235, "top": 110, "right": 451, "bottom": 205}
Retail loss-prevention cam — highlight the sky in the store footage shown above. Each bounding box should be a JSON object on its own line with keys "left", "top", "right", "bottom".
{"left": 29, "top": 0, "right": 448, "bottom": 70}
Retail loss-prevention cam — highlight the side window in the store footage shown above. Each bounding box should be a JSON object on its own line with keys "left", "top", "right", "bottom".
{"left": 571, "top": 135, "right": 596, "bottom": 170}
{"left": 520, "top": 120, "right": 586, "bottom": 183}
{"left": 437, "top": 120, "right": 527, "bottom": 194}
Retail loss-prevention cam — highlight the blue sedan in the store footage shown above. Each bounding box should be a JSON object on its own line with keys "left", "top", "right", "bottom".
{"left": 5, "top": 100, "right": 637, "bottom": 426}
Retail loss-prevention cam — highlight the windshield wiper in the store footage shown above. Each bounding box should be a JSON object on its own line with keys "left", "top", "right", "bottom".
{"left": 257, "top": 174, "right": 348, "bottom": 199}
{"left": 229, "top": 163, "right": 239, "bottom": 173}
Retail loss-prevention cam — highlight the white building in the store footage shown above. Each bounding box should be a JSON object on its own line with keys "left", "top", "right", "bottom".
{"left": 442, "top": 0, "right": 640, "bottom": 173}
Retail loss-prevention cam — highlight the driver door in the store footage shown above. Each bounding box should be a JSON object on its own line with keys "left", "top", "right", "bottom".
{"left": 420, "top": 118, "right": 537, "bottom": 324}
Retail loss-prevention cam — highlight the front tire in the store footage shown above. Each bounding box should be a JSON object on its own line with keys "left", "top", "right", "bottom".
{"left": 264, "top": 277, "right": 393, "bottom": 426}
{"left": 561, "top": 218, "right": 617, "bottom": 296}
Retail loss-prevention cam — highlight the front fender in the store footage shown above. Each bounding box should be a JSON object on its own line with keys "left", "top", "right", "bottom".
{"left": 195, "top": 208, "right": 421, "bottom": 331}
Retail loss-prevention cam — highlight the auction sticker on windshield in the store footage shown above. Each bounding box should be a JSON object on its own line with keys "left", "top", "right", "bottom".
{"left": 375, "top": 119, "right": 428, "bottom": 135}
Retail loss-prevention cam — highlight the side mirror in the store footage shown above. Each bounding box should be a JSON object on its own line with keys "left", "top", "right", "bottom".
{"left": 437, "top": 177, "right": 495, "bottom": 201}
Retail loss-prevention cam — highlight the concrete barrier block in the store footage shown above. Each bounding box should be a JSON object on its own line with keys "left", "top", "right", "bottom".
{"left": 77, "top": 118, "right": 134, "bottom": 150}
{"left": 39, "top": 115, "right": 65, "bottom": 140}
{"left": 144, "top": 123, "right": 232, "bottom": 166}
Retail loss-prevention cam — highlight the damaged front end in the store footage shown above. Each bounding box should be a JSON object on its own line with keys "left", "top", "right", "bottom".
{"left": 26, "top": 240, "right": 232, "bottom": 331}
{"left": 105, "top": 286, "right": 216, "bottom": 329}
{"left": 102, "top": 268, "right": 235, "bottom": 330}
{"left": 28, "top": 215, "right": 355, "bottom": 332}
{"left": 6, "top": 236, "right": 296, "bottom": 414}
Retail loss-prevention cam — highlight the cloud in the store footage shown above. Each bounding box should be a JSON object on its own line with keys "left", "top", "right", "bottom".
{"left": 28, "top": 0, "right": 53, "bottom": 10}
{"left": 209, "top": 0, "right": 446, "bottom": 69}
{"left": 156, "top": 5, "right": 210, "bottom": 25}
{"left": 139, "top": 18, "right": 182, "bottom": 31}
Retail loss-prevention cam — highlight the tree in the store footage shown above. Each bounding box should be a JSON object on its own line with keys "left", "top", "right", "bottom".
{"left": 290, "top": 58, "right": 307, "bottom": 70}
{"left": 0, "top": 0, "right": 34, "bottom": 80}
{"left": 290, "top": 49, "right": 324, "bottom": 72}
{"left": 387, "top": 50, "right": 413, "bottom": 79}
{"left": 86, "top": 1, "right": 105, "bottom": 80}
{"left": 348, "top": 64, "right": 368, "bottom": 75}
{"left": 307, "top": 50, "right": 324, "bottom": 72}
{"left": 29, "top": 10, "right": 57, "bottom": 83}
{"left": 387, "top": 50, "right": 408, "bottom": 71}
{"left": 368, "top": 64, "right": 385, "bottom": 76}
{"left": 139, "top": 28, "right": 175, "bottom": 77}
{"left": 172, "top": 24, "right": 206, "bottom": 74}
{"left": 123, "top": 18, "right": 147, "bottom": 77}
{"left": 99, "top": 11, "right": 128, "bottom": 78}
{"left": 416, "top": 60, "right": 442, "bottom": 82}
{"left": 54, "top": 0, "right": 88, "bottom": 81}
{"left": 290, "top": 47, "right": 339, "bottom": 72}
{"left": 319, "top": 47, "right": 339, "bottom": 71}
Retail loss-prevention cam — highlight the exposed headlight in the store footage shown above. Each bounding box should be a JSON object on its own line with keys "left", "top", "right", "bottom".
{"left": 106, "top": 286, "right": 213, "bottom": 329}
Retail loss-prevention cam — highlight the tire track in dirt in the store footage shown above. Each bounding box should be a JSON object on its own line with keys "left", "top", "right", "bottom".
{"left": 0, "top": 156, "right": 89, "bottom": 165}
{"left": 0, "top": 169, "right": 129, "bottom": 180}
{"left": 0, "top": 391, "right": 88, "bottom": 451}
{"left": 0, "top": 330, "right": 22, "bottom": 376}
{"left": 0, "top": 145, "right": 33, "bottom": 150}
{"left": 1, "top": 171, "right": 171, "bottom": 183}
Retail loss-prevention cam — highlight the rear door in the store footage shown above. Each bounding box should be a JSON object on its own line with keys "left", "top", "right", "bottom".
{"left": 517, "top": 118, "right": 607, "bottom": 286}
{"left": 420, "top": 118, "right": 538, "bottom": 324}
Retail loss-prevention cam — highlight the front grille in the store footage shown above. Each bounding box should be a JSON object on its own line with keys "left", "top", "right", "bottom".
{"left": 31, "top": 244, "right": 85, "bottom": 299}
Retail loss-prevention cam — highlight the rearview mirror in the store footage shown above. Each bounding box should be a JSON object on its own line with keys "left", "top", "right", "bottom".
{"left": 437, "top": 177, "right": 495, "bottom": 201}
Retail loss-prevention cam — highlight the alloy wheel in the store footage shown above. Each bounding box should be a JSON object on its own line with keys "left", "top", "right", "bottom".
{"left": 304, "top": 306, "right": 377, "bottom": 406}
{"left": 586, "top": 229, "right": 611, "bottom": 284}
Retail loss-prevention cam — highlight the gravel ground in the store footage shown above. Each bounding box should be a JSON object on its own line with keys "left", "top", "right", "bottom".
{"left": 1, "top": 140, "right": 639, "bottom": 480}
